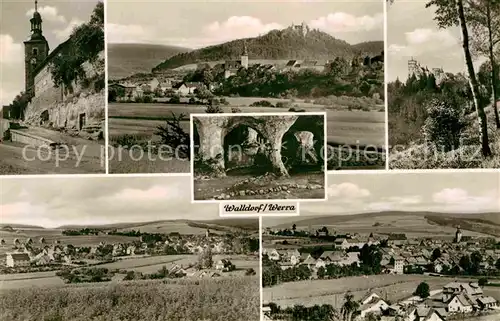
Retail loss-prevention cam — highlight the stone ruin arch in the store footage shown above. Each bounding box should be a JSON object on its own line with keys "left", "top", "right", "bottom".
{"left": 193, "top": 115, "right": 324, "bottom": 177}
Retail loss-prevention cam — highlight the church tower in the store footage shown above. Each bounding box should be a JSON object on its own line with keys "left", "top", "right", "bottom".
{"left": 241, "top": 41, "right": 248, "bottom": 69}
{"left": 454, "top": 226, "right": 462, "bottom": 243}
{"left": 24, "top": 0, "right": 49, "bottom": 97}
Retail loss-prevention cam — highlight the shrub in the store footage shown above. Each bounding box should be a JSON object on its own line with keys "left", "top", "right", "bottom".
{"left": 422, "top": 96, "right": 466, "bottom": 152}
{"left": 276, "top": 101, "right": 291, "bottom": 108}
{"left": 250, "top": 100, "right": 273, "bottom": 107}
{"left": 169, "top": 95, "right": 181, "bottom": 104}
{"left": 414, "top": 282, "right": 430, "bottom": 298}
{"left": 205, "top": 104, "right": 223, "bottom": 113}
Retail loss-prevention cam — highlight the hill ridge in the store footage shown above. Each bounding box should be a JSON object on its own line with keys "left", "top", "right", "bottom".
{"left": 153, "top": 25, "right": 383, "bottom": 71}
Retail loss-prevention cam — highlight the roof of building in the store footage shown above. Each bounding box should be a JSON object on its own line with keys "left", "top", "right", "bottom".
{"left": 8, "top": 253, "right": 30, "bottom": 261}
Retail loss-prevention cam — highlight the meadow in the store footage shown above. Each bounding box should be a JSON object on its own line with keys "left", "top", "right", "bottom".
{"left": 263, "top": 274, "right": 485, "bottom": 309}
{"left": 266, "top": 212, "right": 499, "bottom": 239}
{"left": 0, "top": 276, "right": 260, "bottom": 321}
{"left": 108, "top": 100, "right": 385, "bottom": 173}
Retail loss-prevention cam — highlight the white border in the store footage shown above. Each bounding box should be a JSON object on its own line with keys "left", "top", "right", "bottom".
{"left": 259, "top": 215, "right": 263, "bottom": 321}
{"left": 190, "top": 112, "right": 328, "bottom": 203}
{"left": 103, "top": 0, "right": 109, "bottom": 174}
{"left": 383, "top": 0, "right": 389, "bottom": 171}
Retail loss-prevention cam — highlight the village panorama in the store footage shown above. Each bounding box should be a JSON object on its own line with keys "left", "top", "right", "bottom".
{"left": 106, "top": 1, "right": 386, "bottom": 174}
{"left": 262, "top": 216, "right": 500, "bottom": 321}
{"left": 0, "top": 176, "right": 260, "bottom": 321}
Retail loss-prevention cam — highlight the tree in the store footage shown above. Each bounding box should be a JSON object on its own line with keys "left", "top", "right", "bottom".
{"left": 292, "top": 224, "right": 297, "bottom": 231}
{"left": 194, "top": 86, "right": 214, "bottom": 104}
{"left": 414, "top": 282, "right": 430, "bottom": 298}
{"left": 431, "top": 248, "right": 442, "bottom": 261}
{"left": 426, "top": 0, "right": 492, "bottom": 156}
{"left": 341, "top": 292, "right": 360, "bottom": 321}
{"left": 197, "top": 246, "right": 213, "bottom": 269}
{"left": 478, "top": 277, "right": 488, "bottom": 286}
{"left": 468, "top": 0, "right": 500, "bottom": 128}
{"left": 495, "top": 258, "right": 500, "bottom": 270}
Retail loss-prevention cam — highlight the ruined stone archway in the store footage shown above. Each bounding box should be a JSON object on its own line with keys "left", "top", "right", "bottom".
{"left": 281, "top": 115, "right": 325, "bottom": 173}
{"left": 194, "top": 115, "right": 299, "bottom": 176}
{"left": 222, "top": 125, "right": 267, "bottom": 173}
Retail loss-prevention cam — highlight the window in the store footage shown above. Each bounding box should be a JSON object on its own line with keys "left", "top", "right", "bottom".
{"left": 33, "top": 48, "right": 38, "bottom": 56}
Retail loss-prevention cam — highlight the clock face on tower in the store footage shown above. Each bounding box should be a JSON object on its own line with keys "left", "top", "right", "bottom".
{"left": 30, "top": 57, "right": 37, "bottom": 65}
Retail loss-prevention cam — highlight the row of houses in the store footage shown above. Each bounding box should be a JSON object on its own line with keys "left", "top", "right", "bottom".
{"left": 3, "top": 231, "right": 253, "bottom": 268}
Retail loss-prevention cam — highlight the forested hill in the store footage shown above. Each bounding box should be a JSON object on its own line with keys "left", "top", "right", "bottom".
{"left": 153, "top": 25, "right": 383, "bottom": 71}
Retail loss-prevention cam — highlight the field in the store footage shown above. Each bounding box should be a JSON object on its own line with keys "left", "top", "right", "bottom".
{"left": 108, "top": 100, "right": 385, "bottom": 173}
{"left": 264, "top": 211, "right": 500, "bottom": 239}
{"left": 0, "top": 276, "right": 260, "bottom": 321}
{"left": 263, "top": 274, "right": 488, "bottom": 309}
{"left": 0, "top": 229, "right": 139, "bottom": 258}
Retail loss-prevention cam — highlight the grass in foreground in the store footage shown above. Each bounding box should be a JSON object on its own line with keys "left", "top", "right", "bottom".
{"left": 0, "top": 276, "right": 259, "bottom": 321}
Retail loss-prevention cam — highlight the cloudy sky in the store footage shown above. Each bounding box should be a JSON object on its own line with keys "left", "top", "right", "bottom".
{"left": 106, "top": 0, "right": 383, "bottom": 48}
{"left": 265, "top": 171, "right": 500, "bottom": 226}
{"left": 0, "top": 0, "right": 98, "bottom": 106}
{"left": 2, "top": 172, "right": 498, "bottom": 229}
{"left": 387, "top": 0, "right": 487, "bottom": 82}
{"left": 1, "top": 175, "right": 219, "bottom": 228}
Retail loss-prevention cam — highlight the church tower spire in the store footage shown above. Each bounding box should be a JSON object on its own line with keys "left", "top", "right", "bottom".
{"left": 241, "top": 40, "right": 249, "bottom": 69}
{"left": 24, "top": 0, "right": 49, "bottom": 97}
{"left": 30, "top": 0, "right": 44, "bottom": 39}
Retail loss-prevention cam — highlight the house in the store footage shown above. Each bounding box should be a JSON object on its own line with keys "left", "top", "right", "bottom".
{"left": 334, "top": 238, "right": 349, "bottom": 249}
{"left": 266, "top": 249, "right": 280, "bottom": 261}
{"left": 406, "top": 307, "right": 446, "bottom": 321}
{"left": 175, "top": 82, "right": 203, "bottom": 95}
{"left": 442, "top": 282, "right": 483, "bottom": 302}
{"left": 477, "top": 296, "right": 498, "bottom": 310}
{"left": 340, "top": 252, "right": 360, "bottom": 267}
{"left": 315, "top": 258, "right": 327, "bottom": 269}
{"left": 300, "top": 254, "right": 316, "bottom": 269}
{"left": 359, "top": 293, "right": 389, "bottom": 318}
{"left": 6, "top": 253, "right": 31, "bottom": 267}
{"left": 215, "top": 259, "right": 233, "bottom": 272}
{"left": 447, "top": 294, "right": 475, "bottom": 313}
{"left": 394, "top": 256, "right": 405, "bottom": 274}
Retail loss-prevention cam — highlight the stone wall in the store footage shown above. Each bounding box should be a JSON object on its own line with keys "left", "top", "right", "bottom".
{"left": 23, "top": 51, "right": 105, "bottom": 139}
{"left": 0, "top": 119, "right": 9, "bottom": 139}
{"left": 194, "top": 115, "right": 325, "bottom": 176}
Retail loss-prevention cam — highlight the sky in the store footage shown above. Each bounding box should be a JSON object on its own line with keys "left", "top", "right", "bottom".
{"left": 264, "top": 171, "right": 500, "bottom": 227}
{"left": 2, "top": 172, "right": 498, "bottom": 229}
{"left": 106, "top": 0, "right": 384, "bottom": 48}
{"left": 0, "top": 0, "right": 98, "bottom": 106}
{"left": 387, "top": 0, "right": 488, "bottom": 82}
{"left": 0, "top": 175, "right": 220, "bottom": 228}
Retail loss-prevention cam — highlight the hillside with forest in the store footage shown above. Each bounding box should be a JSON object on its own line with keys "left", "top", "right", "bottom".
{"left": 153, "top": 25, "right": 383, "bottom": 71}
{"left": 388, "top": 64, "right": 500, "bottom": 169}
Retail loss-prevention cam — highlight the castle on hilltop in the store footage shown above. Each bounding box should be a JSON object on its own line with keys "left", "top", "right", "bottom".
{"left": 408, "top": 57, "right": 445, "bottom": 83}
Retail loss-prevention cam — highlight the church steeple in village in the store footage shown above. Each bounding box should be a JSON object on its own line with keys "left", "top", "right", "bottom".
{"left": 24, "top": 0, "right": 49, "bottom": 96}
{"left": 30, "top": 0, "right": 44, "bottom": 39}
{"left": 241, "top": 40, "right": 249, "bottom": 69}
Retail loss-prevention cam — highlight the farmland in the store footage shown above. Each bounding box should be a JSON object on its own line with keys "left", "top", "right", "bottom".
{"left": 108, "top": 100, "right": 385, "bottom": 173}
{"left": 263, "top": 274, "right": 489, "bottom": 309}
{"left": 0, "top": 276, "right": 260, "bottom": 321}
{"left": 264, "top": 211, "right": 500, "bottom": 239}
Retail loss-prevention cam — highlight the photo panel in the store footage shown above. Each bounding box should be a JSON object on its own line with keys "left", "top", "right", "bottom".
{"left": 106, "top": 0, "right": 386, "bottom": 174}
{"left": 387, "top": 0, "right": 500, "bottom": 169}
{"left": 191, "top": 112, "right": 327, "bottom": 203}
{"left": 0, "top": 175, "right": 260, "bottom": 321}
{"left": 0, "top": 1, "right": 106, "bottom": 175}
{"left": 262, "top": 170, "right": 500, "bottom": 320}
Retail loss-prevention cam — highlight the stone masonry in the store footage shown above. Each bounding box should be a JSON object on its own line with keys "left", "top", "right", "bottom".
{"left": 194, "top": 115, "right": 323, "bottom": 176}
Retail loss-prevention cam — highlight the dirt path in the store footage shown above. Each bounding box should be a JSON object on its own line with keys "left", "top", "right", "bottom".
{"left": 0, "top": 140, "right": 105, "bottom": 175}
